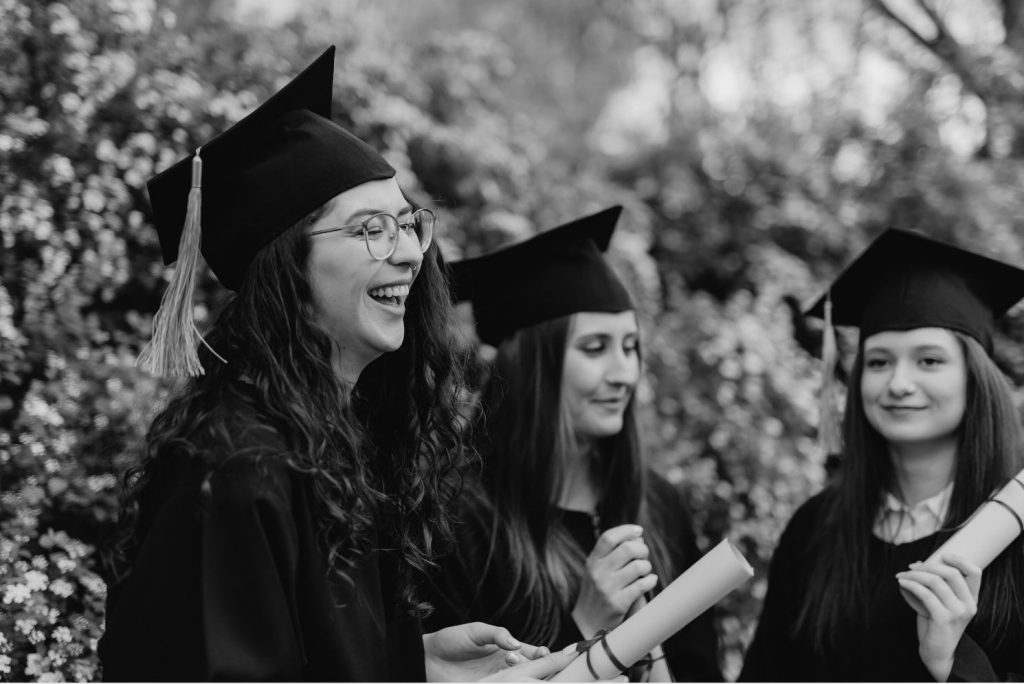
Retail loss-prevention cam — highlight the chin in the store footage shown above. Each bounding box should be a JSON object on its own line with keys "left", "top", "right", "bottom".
{"left": 581, "top": 419, "right": 624, "bottom": 439}
{"left": 879, "top": 427, "right": 951, "bottom": 445}
{"left": 371, "top": 327, "right": 406, "bottom": 353}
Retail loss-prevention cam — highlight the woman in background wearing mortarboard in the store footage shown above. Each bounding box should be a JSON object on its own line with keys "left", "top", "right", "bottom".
{"left": 424, "top": 208, "right": 723, "bottom": 682}
{"left": 98, "top": 47, "right": 576, "bottom": 682}
{"left": 739, "top": 229, "right": 1024, "bottom": 682}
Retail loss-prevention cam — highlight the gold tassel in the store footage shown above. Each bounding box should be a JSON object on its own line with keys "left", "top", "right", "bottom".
{"left": 138, "top": 148, "right": 206, "bottom": 377}
{"left": 819, "top": 295, "right": 842, "bottom": 456}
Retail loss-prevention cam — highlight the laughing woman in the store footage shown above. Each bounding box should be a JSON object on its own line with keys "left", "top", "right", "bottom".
{"left": 740, "top": 229, "right": 1024, "bottom": 682}
{"left": 425, "top": 208, "right": 722, "bottom": 682}
{"left": 99, "top": 48, "right": 573, "bottom": 682}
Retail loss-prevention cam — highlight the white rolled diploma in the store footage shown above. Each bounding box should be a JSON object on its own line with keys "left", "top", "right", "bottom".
{"left": 550, "top": 538, "right": 754, "bottom": 682}
{"left": 926, "top": 468, "right": 1024, "bottom": 569}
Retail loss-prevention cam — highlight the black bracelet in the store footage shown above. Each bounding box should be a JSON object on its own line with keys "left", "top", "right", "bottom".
{"left": 599, "top": 631, "right": 629, "bottom": 674}
{"left": 585, "top": 640, "right": 601, "bottom": 680}
{"left": 992, "top": 497, "right": 1024, "bottom": 535}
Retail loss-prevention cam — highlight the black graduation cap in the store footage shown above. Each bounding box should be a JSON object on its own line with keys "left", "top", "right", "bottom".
{"left": 805, "top": 228, "right": 1024, "bottom": 353}
{"left": 451, "top": 206, "right": 633, "bottom": 346}
{"left": 147, "top": 45, "right": 395, "bottom": 290}
{"left": 139, "top": 46, "right": 395, "bottom": 376}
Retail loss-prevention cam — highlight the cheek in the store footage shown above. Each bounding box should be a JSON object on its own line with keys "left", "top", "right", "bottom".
{"left": 562, "top": 356, "right": 602, "bottom": 399}
{"left": 945, "top": 372, "right": 969, "bottom": 417}
{"left": 860, "top": 375, "right": 881, "bottom": 405}
{"left": 310, "top": 252, "right": 366, "bottom": 310}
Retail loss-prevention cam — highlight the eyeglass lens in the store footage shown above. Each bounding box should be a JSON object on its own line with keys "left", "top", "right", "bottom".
{"left": 364, "top": 211, "right": 434, "bottom": 259}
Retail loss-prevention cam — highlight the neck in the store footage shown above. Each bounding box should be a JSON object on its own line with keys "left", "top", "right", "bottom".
{"left": 887, "top": 438, "right": 957, "bottom": 506}
{"left": 558, "top": 441, "right": 600, "bottom": 512}
{"left": 333, "top": 347, "right": 376, "bottom": 390}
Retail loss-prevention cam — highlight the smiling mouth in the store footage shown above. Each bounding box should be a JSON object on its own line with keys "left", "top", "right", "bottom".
{"left": 593, "top": 398, "right": 628, "bottom": 407}
{"left": 368, "top": 283, "right": 410, "bottom": 308}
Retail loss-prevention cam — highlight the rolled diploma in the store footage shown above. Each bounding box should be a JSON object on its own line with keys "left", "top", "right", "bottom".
{"left": 551, "top": 538, "right": 753, "bottom": 682}
{"left": 926, "top": 468, "right": 1024, "bottom": 569}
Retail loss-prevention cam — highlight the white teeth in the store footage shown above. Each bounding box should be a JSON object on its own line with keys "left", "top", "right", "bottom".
{"left": 369, "top": 284, "right": 410, "bottom": 298}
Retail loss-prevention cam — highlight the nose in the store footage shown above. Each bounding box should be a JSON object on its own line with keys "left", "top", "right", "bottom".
{"left": 886, "top": 359, "right": 915, "bottom": 397}
{"left": 605, "top": 346, "right": 640, "bottom": 388}
{"left": 388, "top": 225, "right": 424, "bottom": 271}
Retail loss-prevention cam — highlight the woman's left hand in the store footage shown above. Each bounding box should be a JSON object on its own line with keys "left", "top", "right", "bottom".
{"left": 896, "top": 554, "right": 982, "bottom": 682}
{"left": 422, "top": 622, "right": 548, "bottom": 682}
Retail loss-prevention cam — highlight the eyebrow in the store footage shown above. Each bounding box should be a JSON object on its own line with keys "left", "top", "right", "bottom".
{"left": 864, "top": 344, "right": 952, "bottom": 354}
{"left": 574, "top": 331, "right": 638, "bottom": 342}
{"left": 344, "top": 204, "right": 415, "bottom": 224}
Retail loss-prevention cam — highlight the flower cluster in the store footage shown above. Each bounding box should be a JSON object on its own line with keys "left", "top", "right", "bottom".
{"left": 0, "top": 520, "right": 106, "bottom": 682}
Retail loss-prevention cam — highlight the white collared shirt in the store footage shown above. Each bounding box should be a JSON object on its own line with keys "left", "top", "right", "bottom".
{"left": 872, "top": 482, "right": 953, "bottom": 544}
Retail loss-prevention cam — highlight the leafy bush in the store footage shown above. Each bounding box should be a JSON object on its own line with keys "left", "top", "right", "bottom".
{"left": 4, "top": 1, "right": 1024, "bottom": 682}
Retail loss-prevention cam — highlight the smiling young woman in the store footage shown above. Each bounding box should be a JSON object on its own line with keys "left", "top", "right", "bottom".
{"left": 740, "top": 228, "right": 1024, "bottom": 682}
{"left": 424, "top": 207, "right": 723, "bottom": 682}
{"left": 98, "top": 47, "right": 576, "bottom": 682}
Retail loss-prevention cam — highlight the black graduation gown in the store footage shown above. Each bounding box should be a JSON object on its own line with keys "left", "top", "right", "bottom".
{"left": 739, "top": 491, "right": 1024, "bottom": 682}
{"left": 99, "top": 402, "right": 424, "bottom": 682}
{"left": 424, "top": 473, "right": 723, "bottom": 682}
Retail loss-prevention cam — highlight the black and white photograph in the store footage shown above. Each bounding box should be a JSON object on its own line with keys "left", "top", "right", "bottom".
{"left": 2, "top": 0, "right": 1024, "bottom": 681}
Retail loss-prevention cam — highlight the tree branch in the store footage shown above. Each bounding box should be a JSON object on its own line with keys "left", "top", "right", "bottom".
{"left": 867, "top": 0, "right": 937, "bottom": 52}
{"left": 868, "top": 0, "right": 988, "bottom": 99}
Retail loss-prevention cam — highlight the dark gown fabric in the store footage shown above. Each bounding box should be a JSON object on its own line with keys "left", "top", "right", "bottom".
{"left": 739, "top": 490, "right": 1024, "bottom": 682}
{"left": 424, "top": 472, "right": 723, "bottom": 682}
{"left": 99, "top": 391, "right": 424, "bottom": 682}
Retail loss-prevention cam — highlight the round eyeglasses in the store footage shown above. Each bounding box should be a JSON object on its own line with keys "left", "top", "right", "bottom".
{"left": 309, "top": 208, "right": 435, "bottom": 261}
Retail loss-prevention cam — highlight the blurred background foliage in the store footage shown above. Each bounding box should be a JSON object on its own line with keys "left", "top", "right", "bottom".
{"left": 3, "top": 0, "right": 1024, "bottom": 680}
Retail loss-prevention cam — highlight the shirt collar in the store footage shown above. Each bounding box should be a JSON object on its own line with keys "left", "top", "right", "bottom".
{"left": 881, "top": 481, "right": 954, "bottom": 519}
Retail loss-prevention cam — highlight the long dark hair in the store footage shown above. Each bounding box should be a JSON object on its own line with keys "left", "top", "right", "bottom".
{"left": 472, "top": 313, "right": 675, "bottom": 644}
{"left": 796, "top": 330, "right": 1024, "bottom": 652}
{"left": 114, "top": 201, "right": 470, "bottom": 615}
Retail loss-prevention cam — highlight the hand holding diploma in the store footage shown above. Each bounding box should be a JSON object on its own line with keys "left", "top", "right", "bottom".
{"left": 552, "top": 539, "right": 754, "bottom": 682}
{"left": 896, "top": 468, "right": 1024, "bottom": 678}
{"left": 572, "top": 525, "right": 659, "bottom": 640}
{"left": 925, "top": 468, "right": 1024, "bottom": 570}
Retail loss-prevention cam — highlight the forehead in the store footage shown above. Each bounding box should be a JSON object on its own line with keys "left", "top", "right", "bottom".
{"left": 570, "top": 310, "right": 638, "bottom": 336}
{"left": 318, "top": 177, "right": 408, "bottom": 223}
{"left": 863, "top": 326, "right": 961, "bottom": 352}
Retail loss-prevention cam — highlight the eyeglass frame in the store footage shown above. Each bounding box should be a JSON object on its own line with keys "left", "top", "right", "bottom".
{"left": 309, "top": 208, "right": 435, "bottom": 261}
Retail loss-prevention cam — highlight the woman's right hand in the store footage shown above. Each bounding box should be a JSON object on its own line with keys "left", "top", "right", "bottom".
{"left": 481, "top": 646, "right": 579, "bottom": 681}
{"left": 896, "top": 554, "right": 982, "bottom": 682}
{"left": 572, "top": 524, "right": 658, "bottom": 638}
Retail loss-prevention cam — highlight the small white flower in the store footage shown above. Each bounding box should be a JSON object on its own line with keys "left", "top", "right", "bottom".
{"left": 24, "top": 569, "right": 48, "bottom": 591}
{"left": 0, "top": 655, "right": 10, "bottom": 674}
{"left": 38, "top": 673, "right": 63, "bottom": 682}
{"left": 31, "top": 556, "right": 49, "bottom": 570}
{"left": 46, "top": 647, "right": 67, "bottom": 667}
{"left": 29, "top": 629, "right": 46, "bottom": 644}
{"left": 80, "top": 575, "right": 106, "bottom": 598}
{"left": 24, "top": 654, "right": 44, "bottom": 677}
{"left": 56, "top": 558, "right": 76, "bottom": 574}
{"left": 3, "top": 584, "right": 31, "bottom": 604}
{"left": 15, "top": 618, "right": 37, "bottom": 635}
{"left": 52, "top": 626, "right": 72, "bottom": 644}
{"left": 49, "top": 579, "right": 74, "bottom": 598}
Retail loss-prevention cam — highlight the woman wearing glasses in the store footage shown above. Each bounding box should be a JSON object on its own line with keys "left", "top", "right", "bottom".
{"left": 425, "top": 208, "right": 722, "bottom": 682}
{"left": 99, "top": 48, "right": 574, "bottom": 682}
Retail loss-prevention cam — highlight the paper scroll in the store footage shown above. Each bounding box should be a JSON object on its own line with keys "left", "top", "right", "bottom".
{"left": 551, "top": 538, "right": 754, "bottom": 682}
{"left": 927, "top": 467, "right": 1024, "bottom": 569}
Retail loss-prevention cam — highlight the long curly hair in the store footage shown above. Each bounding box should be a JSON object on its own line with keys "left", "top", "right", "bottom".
{"left": 113, "top": 201, "right": 471, "bottom": 615}
{"left": 796, "top": 330, "right": 1024, "bottom": 653}
{"left": 471, "top": 313, "right": 675, "bottom": 645}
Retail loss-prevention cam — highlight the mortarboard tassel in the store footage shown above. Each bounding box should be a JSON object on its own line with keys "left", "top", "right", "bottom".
{"left": 138, "top": 148, "right": 206, "bottom": 377}
{"left": 818, "top": 295, "right": 843, "bottom": 457}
